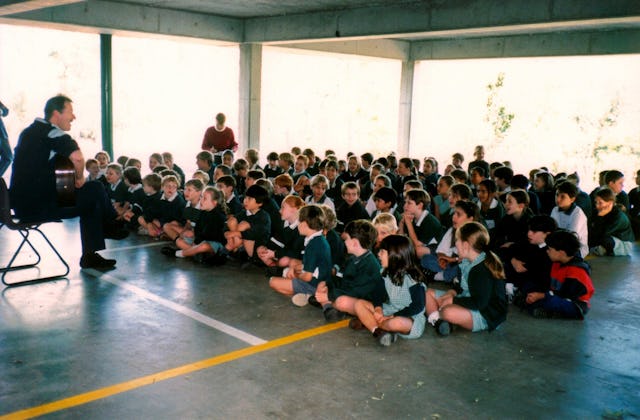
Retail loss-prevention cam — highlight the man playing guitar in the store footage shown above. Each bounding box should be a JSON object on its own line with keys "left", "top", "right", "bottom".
{"left": 10, "top": 95, "right": 127, "bottom": 269}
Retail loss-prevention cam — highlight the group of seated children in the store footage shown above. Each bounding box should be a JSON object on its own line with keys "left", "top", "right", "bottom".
{"left": 86, "top": 145, "right": 637, "bottom": 346}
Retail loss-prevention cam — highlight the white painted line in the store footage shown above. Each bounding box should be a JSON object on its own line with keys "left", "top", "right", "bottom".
{"left": 83, "top": 268, "right": 267, "bottom": 346}
{"left": 102, "top": 242, "right": 171, "bottom": 253}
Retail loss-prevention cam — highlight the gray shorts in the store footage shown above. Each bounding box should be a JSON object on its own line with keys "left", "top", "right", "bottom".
{"left": 204, "top": 241, "right": 224, "bottom": 253}
{"left": 292, "top": 278, "right": 317, "bottom": 295}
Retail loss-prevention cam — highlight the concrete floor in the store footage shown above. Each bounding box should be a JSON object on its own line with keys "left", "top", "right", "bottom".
{"left": 1, "top": 219, "right": 639, "bottom": 419}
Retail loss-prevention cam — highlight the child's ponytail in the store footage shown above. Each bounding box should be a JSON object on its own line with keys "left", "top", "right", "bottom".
{"left": 456, "top": 221, "right": 505, "bottom": 280}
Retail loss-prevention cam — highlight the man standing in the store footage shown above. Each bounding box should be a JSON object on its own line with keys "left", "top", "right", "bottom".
{"left": 201, "top": 112, "right": 237, "bottom": 163}
{"left": 10, "top": 95, "right": 127, "bottom": 269}
{"left": 0, "top": 98, "right": 11, "bottom": 176}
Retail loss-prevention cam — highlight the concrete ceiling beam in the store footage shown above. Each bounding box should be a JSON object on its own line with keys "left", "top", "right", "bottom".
{"left": 0, "top": 0, "right": 83, "bottom": 16}
{"left": 2, "top": 0, "right": 243, "bottom": 43}
{"left": 410, "top": 27, "right": 640, "bottom": 60}
{"left": 244, "top": 0, "right": 640, "bottom": 43}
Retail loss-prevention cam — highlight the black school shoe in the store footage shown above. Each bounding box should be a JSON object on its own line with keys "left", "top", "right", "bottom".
{"left": 161, "top": 246, "right": 178, "bottom": 257}
{"left": 323, "top": 307, "right": 346, "bottom": 322}
{"left": 308, "top": 295, "right": 322, "bottom": 308}
{"left": 434, "top": 319, "right": 451, "bottom": 336}
{"left": 80, "top": 252, "right": 116, "bottom": 269}
{"left": 378, "top": 331, "right": 398, "bottom": 347}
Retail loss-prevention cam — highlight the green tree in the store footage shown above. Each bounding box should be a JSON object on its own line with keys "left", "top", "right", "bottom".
{"left": 485, "top": 73, "right": 515, "bottom": 142}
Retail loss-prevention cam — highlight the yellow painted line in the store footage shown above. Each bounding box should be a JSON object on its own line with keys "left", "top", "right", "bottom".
{"left": 1, "top": 320, "right": 349, "bottom": 420}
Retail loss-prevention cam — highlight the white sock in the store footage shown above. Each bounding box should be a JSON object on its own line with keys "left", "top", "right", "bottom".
{"left": 427, "top": 311, "right": 440, "bottom": 326}
{"left": 434, "top": 272, "right": 445, "bottom": 281}
{"left": 282, "top": 267, "right": 290, "bottom": 277}
{"left": 505, "top": 282, "right": 514, "bottom": 296}
{"left": 175, "top": 250, "right": 185, "bottom": 258}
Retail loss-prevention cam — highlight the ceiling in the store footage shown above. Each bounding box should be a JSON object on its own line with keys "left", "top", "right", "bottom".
{"left": 1, "top": 0, "right": 639, "bottom": 59}
{"left": 108, "top": 0, "right": 420, "bottom": 19}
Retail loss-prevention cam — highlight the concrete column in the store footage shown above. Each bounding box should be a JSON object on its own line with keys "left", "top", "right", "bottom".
{"left": 238, "top": 43, "right": 262, "bottom": 152}
{"left": 397, "top": 59, "right": 414, "bottom": 158}
{"left": 100, "top": 33, "right": 113, "bottom": 158}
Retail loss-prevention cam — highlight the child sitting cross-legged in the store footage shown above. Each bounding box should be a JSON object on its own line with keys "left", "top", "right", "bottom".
{"left": 135, "top": 173, "right": 162, "bottom": 235}
{"left": 162, "top": 186, "right": 227, "bottom": 264}
{"left": 121, "top": 166, "right": 146, "bottom": 229}
{"left": 224, "top": 184, "right": 271, "bottom": 260}
{"left": 588, "top": 187, "right": 634, "bottom": 256}
{"left": 371, "top": 186, "right": 401, "bottom": 223}
{"left": 425, "top": 222, "right": 507, "bottom": 336}
{"left": 421, "top": 200, "right": 479, "bottom": 284}
{"left": 216, "top": 175, "right": 243, "bottom": 216}
{"left": 399, "top": 188, "right": 443, "bottom": 258}
{"left": 525, "top": 229, "right": 595, "bottom": 319}
{"left": 162, "top": 178, "right": 204, "bottom": 242}
{"left": 313, "top": 220, "right": 386, "bottom": 322}
{"left": 257, "top": 195, "right": 305, "bottom": 275}
{"left": 353, "top": 234, "right": 427, "bottom": 346}
{"left": 550, "top": 181, "right": 589, "bottom": 258}
{"left": 269, "top": 205, "right": 332, "bottom": 307}
{"left": 105, "top": 163, "right": 129, "bottom": 221}
{"left": 507, "top": 215, "right": 557, "bottom": 307}
{"left": 137, "top": 175, "right": 186, "bottom": 238}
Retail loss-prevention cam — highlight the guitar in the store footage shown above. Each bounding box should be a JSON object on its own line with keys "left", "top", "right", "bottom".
{"left": 54, "top": 154, "right": 76, "bottom": 207}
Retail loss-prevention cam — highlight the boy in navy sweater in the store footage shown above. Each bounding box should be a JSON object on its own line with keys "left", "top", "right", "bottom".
{"left": 399, "top": 188, "right": 442, "bottom": 258}
{"left": 224, "top": 184, "right": 271, "bottom": 258}
{"left": 315, "top": 220, "right": 386, "bottom": 322}
{"left": 335, "top": 181, "right": 370, "bottom": 232}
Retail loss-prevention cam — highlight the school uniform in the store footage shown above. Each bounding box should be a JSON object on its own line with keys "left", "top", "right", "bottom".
{"left": 301, "top": 231, "right": 333, "bottom": 288}
{"left": 238, "top": 208, "right": 271, "bottom": 247}
{"left": 453, "top": 253, "right": 507, "bottom": 331}
{"left": 305, "top": 194, "right": 335, "bottom": 212}
{"left": 226, "top": 193, "right": 243, "bottom": 217}
{"left": 325, "top": 228, "right": 346, "bottom": 270}
{"left": 263, "top": 164, "right": 283, "bottom": 180}
{"left": 478, "top": 198, "right": 506, "bottom": 232}
{"left": 588, "top": 205, "right": 634, "bottom": 256}
{"left": 336, "top": 200, "right": 370, "bottom": 232}
{"left": 326, "top": 178, "right": 344, "bottom": 207}
{"left": 382, "top": 274, "right": 426, "bottom": 339}
{"left": 107, "top": 179, "right": 129, "bottom": 206}
{"left": 267, "top": 219, "right": 304, "bottom": 260}
{"left": 327, "top": 250, "right": 386, "bottom": 304}
{"left": 412, "top": 210, "right": 443, "bottom": 251}
{"left": 194, "top": 206, "right": 227, "bottom": 248}
{"left": 261, "top": 197, "right": 283, "bottom": 240}
{"left": 156, "top": 191, "right": 186, "bottom": 225}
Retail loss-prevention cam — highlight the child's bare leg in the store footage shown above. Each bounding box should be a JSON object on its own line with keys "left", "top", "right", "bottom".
{"left": 354, "top": 299, "right": 378, "bottom": 331}
{"left": 148, "top": 221, "right": 162, "bottom": 237}
{"left": 225, "top": 236, "right": 242, "bottom": 252}
{"left": 440, "top": 304, "right": 474, "bottom": 330}
{"left": 425, "top": 288, "right": 439, "bottom": 315}
{"left": 315, "top": 281, "right": 330, "bottom": 305}
{"left": 243, "top": 239, "right": 255, "bottom": 257}
{"left": 334, "top": 295, "right": 359, "bottom": 315}
{"left": 269, "top": 277, "right": 294, "bottom": 295}
{"left": 175, "top": 238, "right": 191, "bottom": 250}
{"left": 278, "top": 256, "right": 292, "bottom": 267}
{"left": 182, "top": 242, "right": 213, "bottom": 258}
{"left": 163, "top": 221, "right": 182, "bottom": 240}
{"left": 380, "top": 316, "right": 413, "bottom": 335}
